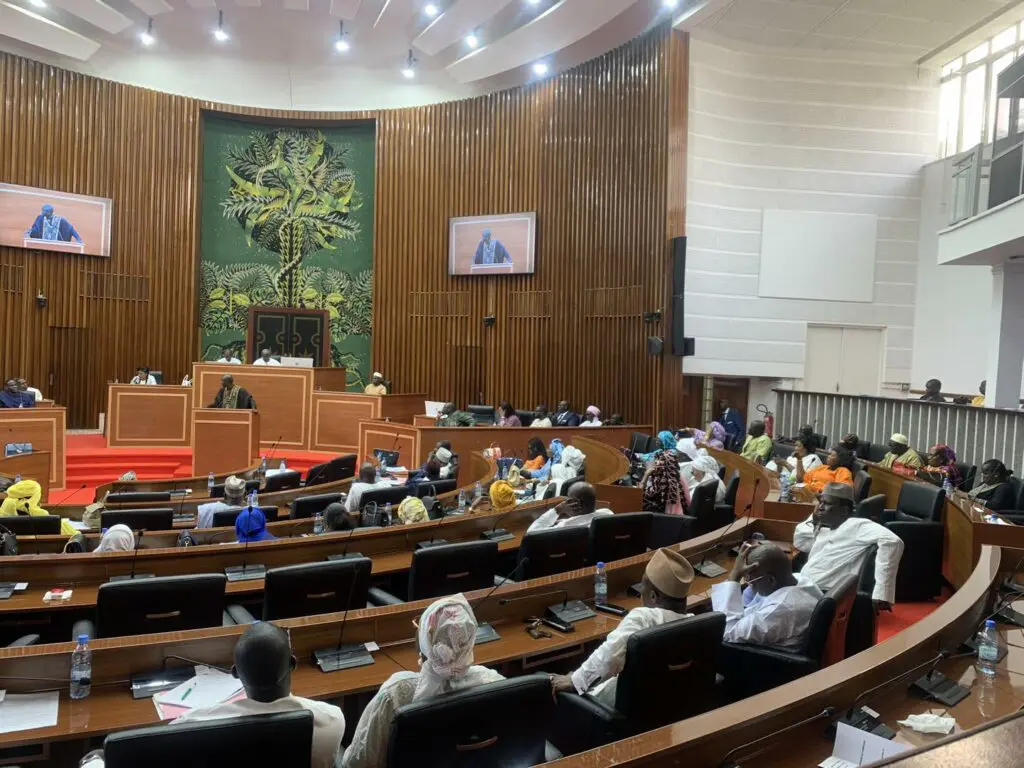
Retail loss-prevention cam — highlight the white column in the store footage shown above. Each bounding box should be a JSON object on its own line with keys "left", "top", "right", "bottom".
{"left": 985, "top": 263, "right": 1024, "bottom": 409}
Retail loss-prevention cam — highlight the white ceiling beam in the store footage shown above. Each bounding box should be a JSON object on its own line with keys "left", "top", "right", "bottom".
{"left": 0, "top": 2, "right": 100, "bottom": 60}
{"left": 48, "top": 0, "right": 132, "bottom": 33}
{"left": 329, "top": 0, "right": 361, "bottom": 18}
{"left": 413, "top": 0, "right": 515, "bottom": 56}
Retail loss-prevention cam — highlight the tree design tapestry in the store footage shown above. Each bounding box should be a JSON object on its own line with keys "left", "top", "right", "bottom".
{"left": 199, "top": 116, "right": 375, "bottom": 389}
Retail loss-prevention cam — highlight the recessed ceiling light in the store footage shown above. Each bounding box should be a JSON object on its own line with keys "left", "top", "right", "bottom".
{"left": 335, "top": 21, "right": 349, "bottom": 52}
{"left": 423, "top": 3, "right": 438, "bottom": 16}
{"left": 139, "top": 17, "right": 154, "bottom": 45}
{"left": 526, "top": 0, "right": 540, "bottom": 6}
{"left": 464, "top": 32, "right": 478, "bottom": 48}
{"left": 532, "top": 61, "right": 548, "bottom": 76}
{"left": 213, "top": 10, "right": 228, "bottom": 42}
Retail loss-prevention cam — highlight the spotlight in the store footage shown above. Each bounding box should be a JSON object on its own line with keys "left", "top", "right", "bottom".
{"left": 213, "top": 10, "right": 228, "bottom": 42}
{"left": 401, "top": 48, "right": 417, "bottom": 78}
{"left": 139, "top": 17, "right": 155, "bottom": 46}
{"left": 465, "top": 32, "right": 478, "bottom": 48}
{"left": 532, "top": 61, "right": 548, "bottom": 76}
{"left": 526, "top": 0, "right": 540, "bottom": 5}
{"left": 662, "top": 0, "right": 679, "bottom": 7}
{"left": 335, "top": 21, "right": 350, "bottom": 52}
{"left": 423, "top": 3, "right": 438, "bottom": 16}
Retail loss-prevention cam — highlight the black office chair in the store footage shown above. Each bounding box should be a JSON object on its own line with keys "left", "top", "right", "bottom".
{"left": 105, "top": 491, "right": 172, "bottom": 505}
{"left": 715, "top": 472, "right": 740, "bottom": 522}
{"left": 772, "top": 442, "right": 794, "bottom": 460}
{"left": 867, "top": 443, "right": 888, "bottom": 463}
{"left": 226, "top": 558, "right": 373, "bottom": 624}
{"left": 855, "top": 494, "right": 886, "bottom": 521}
{"left": 717, "top": 594, "right": 835, "bottom": 701}
{"left": 629, "top": 432, "right": 653, "bottom": 456}
{"left": 853, "top": 470, "right": 872, "bottom": 503}
{"left": 210, "top": 479, "right": 260, "bottom": 499}
{"left": 0, "top": 514, "right": 61, "bottom": 534}
{"left": 846, "top": 547, "right": 878, "bottom": 657}
{"left": 551, "top": 613, "right": 726, "bottom": 755}
{"left": 688, "top": 481, "right": 720, "bottom": 535}
{"left": 515, "top": 527, "right": 589, "bottom": 579}
{"left": 305, "top": 454, "right": 357, "bottom": 487}
{"left": 100, "top": 508, "right": 174, "bottom": 531}
{"left": 467, "top": 405, "right": 496, "bottom": 426}
{"left": 882, "top": 482, "right": 944, "bottom": 523}
{"left": 360, "top": 485, "right": 412, "bottom": 510}
{"left": 955, "top": 463, "right": 977, "bottom": 492}
{"left": 884, "top": 513, "right": 941, "bottom": 602}
{"left": 368, "top": 541, "right": 498, "bottom": 605}
{"left": 386, "top": 676, "right": 553, "bottom": 768}
{"left": 104, "top": 711, "right": 313, "bottom": 768}
{"left": 812, "top": 433, "right": 828, "bottom": 451}
{"left": 289, "top": 492, "right": 343, "bottom": 520}
{"left": 561, "top": 476, "right": 584, "bottom": 497}
{"left": 211, "top": 506, "right": 279, "bottom": 528}
{"left": 516, "top": 409, "right": 535, "bottom": 427}
{"left": 262, "top": 470, "right": 302, "bottom": 493}
{"left": 75, "top": 574, "right": 228, "bottom": 639}
{"left": 412, "top": 479, "right": 457, "bottom": 498}
{"left": 647, "top": 513, "right": 701, "bottom": 549}
{"left": 853, "top": 440, "right": 872, "bottom": 460}
{"left": 588, "top": 513, "right": 652, "bottom": 564}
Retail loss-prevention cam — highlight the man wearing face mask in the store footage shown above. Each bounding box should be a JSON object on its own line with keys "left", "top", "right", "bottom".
{"left": 710, "top": 542, "right": 822, "bottom": 649}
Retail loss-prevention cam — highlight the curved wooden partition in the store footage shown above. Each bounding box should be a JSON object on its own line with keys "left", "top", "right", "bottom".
{"left": 573, "top": 435, "right": 630, "bottom": 485}
{"left": 91, "top": 458, "right": 265, "bottom": 501}
{"left": 706, "top": 446, "right": 776, "bottom": 515}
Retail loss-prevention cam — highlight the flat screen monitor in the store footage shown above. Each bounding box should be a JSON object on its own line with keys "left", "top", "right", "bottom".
{"left": 448, "top": 212, "right": 536, "bottom": 276}
{"left": 0, "top": 182, "right": 112, "bottom": 257}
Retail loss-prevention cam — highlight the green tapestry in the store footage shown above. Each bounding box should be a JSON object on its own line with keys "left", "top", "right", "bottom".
{"left": 199, "top": 116, "right": 375, "bottom": 389}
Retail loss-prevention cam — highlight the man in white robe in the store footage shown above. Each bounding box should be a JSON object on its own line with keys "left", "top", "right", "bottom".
{"left": 711, "top": 542, "right": 822, "bottom": 649}
{"left": 252, "top": 348, "right": 281, "bottom": 366}
{"left": 550, "top": 547, "right": 694, "bottom": 707}
{"left": 527, "top": 482, "right": 613, "bottom": 533}
{"left": 794, "top": 482, "right": 904, "bottom": 610}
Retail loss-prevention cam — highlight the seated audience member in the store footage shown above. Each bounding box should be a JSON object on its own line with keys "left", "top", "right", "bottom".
{"left": 436, "top": 402, "right": 474, "bottom": 427}
{"left": 919, "top": 444, "right": 962, "bottom": 488}
{"left": 795, "top": 483, "right": 904, "bottom": 611}
{"left": 637, "top": 430, "right": 677, "bottom": 463}
{"left": 406, "top": 458, "right": 442, "bottom": 486}
{"left": 215, "top": 345, "right": 242, "bottom": 364}
{"left": 532, "top": 404, "right": 553, "bottom": 428}
{"left": 0, "top": 479, "right": 76, "bottom": 535}
{"left": 94, "top": 524, "right": 135, "bottom": 553}
{"left": 470, "top": 479, "right": 517, "bottom": 515}
{"left": 197, "top": 475, "right": 248, "bottom": 528}
{"left": 682, "top": 453, "right": 726, "bottom": 503}
{"left": 346, "top": 463, "right": 390, "bottom": 514}
{"left": 553, "top": 400, "right": 581, "bottom": 427}
{"left": 207, "top": 374, "right": 257, "bottom": 410}
{"left": 972, "top": 380, "right": 986, "bottom": 407}
{"left": 0, "top": 379, "right": 32, "bottom": 407}
{"left": 740, "top": 421, "right": 773, "bottom": 464}
{"left": 711, "top": 542, "right": 823, "bottom": 649}
{"left": 641, "top": 452, "right": 687, "bottom": 515}
{"left": 719, "top": 399, "right": 745, "bottom": 446}
{"left": 434, "top": 443, "right": 457, "bottom": 479}
{"left": 15, "top": 377, "right": 43, "bottom": 402}
{"left": 695, "top": 421, "right": 726, "bottom": 451}
{"left": 605, "top": 413, "right": 625, "bottom": 426}
{"left": 794, "top": 424, "right": 819, "bottom": 452}
{"left": 342, "top": 595, "right": 503, "bottom": 768}
{"left": 523, "top": 438, "right": 549, "bottom": 472}
{"left": 968, "top": 459, "right": 1017, "bottom": 511}
{"left": 253, "top": 348, "right": 281, "bottom": 366}
{"left": 878, "top": 433, "right": 923, "bottom": 472}
{"left": 363, "top": 372, "right": 388, "bottom": 396}
{"left": 497, "top": 402, "right": 521, "bottom": 427}
{"left": 795, "top": 445, "right": 856, "bottom": 493}
{"left": 919, "top": 378, "right": 946, "bottom": 403}
{"left": 581, "top": 405, "right": 603, "bottom": 427}
{"left": 839, "top": 433, "right": 860, "bottom": 453}
{"left": 236, "top": 506, "right": 275, "bottom": 543}
{"left": 397, "top": 497, "right": 429, "bottom": 525}
{"left": 766, "top": 438, "right": 823, "bottom": 476}
{"left": 550, "top": 548, "right": 693, "bottom": 705}
{"left": 324, "top": 502, "right": 358, "bottom": 532}
{"left": 550, "top": 443, "right": 586, "bottom": 491}
{"left": 131, "top": 366, "right": 157, "bottom": 385}
{"left": 527, "top": 482, "right": 613, "bottom": 533}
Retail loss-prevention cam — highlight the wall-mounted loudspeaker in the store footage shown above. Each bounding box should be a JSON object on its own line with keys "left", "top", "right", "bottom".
{"left": 670, "top": 237, "right": 694, "bottom": 356}
{"left": 647, "top": 336, "right": 664, "bottom": 357}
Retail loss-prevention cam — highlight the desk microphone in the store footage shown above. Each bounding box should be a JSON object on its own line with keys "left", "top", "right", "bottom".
{"left": 314, "top": 559, "right": 374, "bottom": 672}
{"left": 691, "top": 514, "right": 746, "bottom": 578}
{"left": 224, "top": 501, "right": 265, "bottom": 582}
{"left": 717, "top": 707, "right": 836, "bottom": 768}
{"left": 496, "top": 587, "right": 590, "bottom": 632}
{"left": 480, "top": 502, "right": 527, "bottom": 543}
{"left": 743, "top": 477, "right": 760, "bottom": 516}
{"left": 109, "top": 529, "right": 153, "bottom": 581}
{"left": 57, "top": 482, "right": 90, "bottom": 511}
{"left": 264, "top": 435, "right": 283, "bottom": 466}
{"left": 415, "top": 504, "right": 448, "bottom": 550}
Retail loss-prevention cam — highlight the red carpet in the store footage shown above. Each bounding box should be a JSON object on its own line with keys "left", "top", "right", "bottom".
{"left": 55, "top": 434, "right": 338, "bottom": 502}
{"left": 877, "top": 597, "right": 945, "bottom": 643}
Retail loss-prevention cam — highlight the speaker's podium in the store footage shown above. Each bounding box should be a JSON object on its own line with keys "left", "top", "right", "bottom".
{"left": 192, "top": 409, "right": 261, "bottom": 476}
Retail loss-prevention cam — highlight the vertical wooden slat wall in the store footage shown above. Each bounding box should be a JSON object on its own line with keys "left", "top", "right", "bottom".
{"left": 0, "top": 25, "right": 689, "bottom": 429}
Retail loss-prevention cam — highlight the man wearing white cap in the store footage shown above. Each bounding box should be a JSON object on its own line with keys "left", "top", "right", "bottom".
{"left": 364, "top": 372, "right": 388, "bottom": 396}
{"left": 794, "top": 482, "right": 904, "bottom": 611}
{"left": 197, "top": 475, "right": 248, "bottom": 528}
{"left": 878, "top": 433, "right": 922, "bottom": 471}
{"left": 550, "top": 547, "right": 694, "bottom": 706}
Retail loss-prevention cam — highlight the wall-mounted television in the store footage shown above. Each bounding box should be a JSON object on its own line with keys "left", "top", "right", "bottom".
{"left": 0, "top": 182, "right": 112, "bottom": 257}
{"left": 448, "top": 212, "right": 536, "bottom": 276}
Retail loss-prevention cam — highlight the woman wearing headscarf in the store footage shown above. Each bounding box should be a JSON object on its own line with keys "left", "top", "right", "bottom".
{"left": 550, "top": 445, "right": 586, "bottom": 494}
{"left": 920, "top": 444, "right": 962, "bottom": 489}
{"left": 581, "top": 406, "right": 603, "bottom": 427}
{"left": 766, "top": 438, "right": 823, "bottom": 476}
{"left": 235, "top": 506, "right": 276, "bottom": 543}
{"left": 637, "top": 430, "right": 677, "bottom": 463}
{"left": 523, "top": 438, "right": 549, "bottom": 472}
{"left": 470, "top": 480, "right": 518, "bottom": 515}
{"left": 697, "top": 422, "right": 726, "bottom": 451}
{"left": 969, "top": 459, "right": 1016, "bottom": 511}
{"left": 342, "top": 594, "right": 505, "bottom": 768}
{"left": 0, "top": 479, "right": 78, "bottom": 536}
{"left": 94, "top": 524, "right": 135, "bottom": 553}
{"left": 681, "top": 453, "right": 726, "bottom": 503}
{"left": 397, "top": 497, "right": 429, "bottom": 525}
{"left": 641, "top": 452, "right": 688, "bottom": 515}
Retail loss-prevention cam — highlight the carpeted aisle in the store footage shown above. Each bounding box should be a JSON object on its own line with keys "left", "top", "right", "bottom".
{"left": 876, "top": 597, "right": 946, "bottom": 643}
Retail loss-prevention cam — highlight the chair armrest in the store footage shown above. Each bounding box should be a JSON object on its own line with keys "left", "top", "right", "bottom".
{"left": 856, "top": 495, "right": 886, "bottom": 522}
{"left": 880, "top": 509, "right": 897, "bottom": 524}
{"left": 368, "top": 587, "right": 405, "bottom": 606}
{"left": 71, "top": 619, "right": 96, "bottom": 642}
{"left": 549, "top": 691, "right": 623, "bottom": 755}
{"left": 7, "top": 634, "right": 41, "bottom": 647}
{"left": 225, "top": 604, "right": 258, "bottom": 625}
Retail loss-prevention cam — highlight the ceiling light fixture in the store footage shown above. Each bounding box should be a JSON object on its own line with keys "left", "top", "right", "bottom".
{"left": 139, "top": 17, "right": 155, "bottom": 46}
{"left": 532, "top": 61, "right": 548, "bottom": 76}
{"left": 213, "top": 10, "right": 228, "bottom": 42}
{"left": 464, "top": 31, "right": 479, "bottom": 48}
{"left": 662, "top": 0, "right": 679, "bottom": 8}
{"left": 423, "top": 3, "right": 438, "bottom": 16}
{"left": 335, "top": 20, "right": 350, "bottom": 52}
{"left": 27, "top": 0, "right": 46, "bottom": 7}
{"left": 401, "top": 48, "right": 417, "bottom": 79}
{"left": 526, "top": 0, "right": 540, "bottom": 6}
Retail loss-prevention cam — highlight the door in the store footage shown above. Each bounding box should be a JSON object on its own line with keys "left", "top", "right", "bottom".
{"left": 804, "top": 325, "right": 883, "bottom": 396}
{"left": 804, "top": 326, "right": 844, "bottom": 393}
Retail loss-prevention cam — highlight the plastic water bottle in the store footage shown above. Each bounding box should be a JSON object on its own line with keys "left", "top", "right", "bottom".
{"left": 458, "top": 491, "right": 467, "bottom": 514}
{"left": 942, "top": 477, "right": 953, "bottom": 496}
{"left": 384, "top": 502, "right": 393, "bottom": 526}
{"left": 279, "top": 459, "right": 286, "bottom": 472}
{"left": 248, "top": 489, "right": 259, "bottom": 509}
{"left": 13, "top": 473, "right": 21, "bottom": 484}
{"left": 313, "top": 511, "right": 324, "bottom": 535}
{"left": 976, "top": 619, "right": 1001, "bottom": 676}
{"left": 474, "top": 481, "right": 484, "bottom": 501}
{"left": 594, "top": 562, "right": 608, "bottom": 606}
{"left": 259, "top": 456, "right": 268, "bottom": 480}
{"left": 779, "top": 472, "right": 791, "bottom": 503}
{"left": 207, "top": 472, "right": 215, "bottom": 495}
{"left": 977, "top": 671, "right": 997, "bottom": 717}
{"left": 70, "top": 635, "right": 92, "bottom": 700}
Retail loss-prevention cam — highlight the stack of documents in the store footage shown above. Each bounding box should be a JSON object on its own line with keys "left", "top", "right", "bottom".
{"left": 0, "top": 690, "right": 59, "bottom": 734}
{"left": 152, "top": 666, "right": 245, "bottom": 720}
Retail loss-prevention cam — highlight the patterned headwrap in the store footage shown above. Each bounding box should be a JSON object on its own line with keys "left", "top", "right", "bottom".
{"left": 658, "top": 430, "right": 676, "bottom": 452}
{"left": 930, "top": 444, "right": 961, "bottom": 487}
{"left": 398, "top": 497, "right": 429, "bottom": 525}
{"left": 643, "top": 452, "right": 685, "bottom": 513}
{"left": 549, "top": 439, "right": 564, "bottom": 464}
{"left": 708, "top": 422, "right": 726, "bottom": 449}
{"left": 415, "top": 594, "right": 479, "bottom": 701}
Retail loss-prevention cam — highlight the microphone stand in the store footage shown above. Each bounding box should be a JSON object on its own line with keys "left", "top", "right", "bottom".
{"left": 497, "top": 587, "right": 591, "bottom": 633}
{"left": 415, "top": 503, "right": 449, "bottom": 550}
{"left": 314, "top": 562, "right": 375, "bottom": 672}
{"left": 109, "top": 529, "right": 154, "bottom": 581}
{"left": 718, "top": 708, "right": 836, "bottom": 768}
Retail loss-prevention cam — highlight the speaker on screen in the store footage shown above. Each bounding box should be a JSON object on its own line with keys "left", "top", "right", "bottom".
{"left": 670, "top": 236, "right": 692, "bottom": 356}
{"left": 647, "top": 336, "right": 664, "bottom": 357}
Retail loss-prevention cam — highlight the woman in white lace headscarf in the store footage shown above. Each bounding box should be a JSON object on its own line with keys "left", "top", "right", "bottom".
{"left": 94, "top": 524, "right": 135, "bottom": 553}
{"left": 341, "top": 594, "right": 503, "bottom": 768}
{"left": 680, "top": 453, "right": 727, "bottom": 503}
{"left": 549, "top": 445, "right": 586, "bottom": 495}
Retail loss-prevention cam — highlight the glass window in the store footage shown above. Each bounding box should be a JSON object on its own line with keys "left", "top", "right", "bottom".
{"left": 994, "top": 26, "right": 1017, "bottom": 52}
{"left": 962, "top": 66, "right": 986, "bottom": 151}
{"left": 990, "top": 53, "right": 1015, "bottom": 141}
{"left": 967, "top": 41, "right": 990, "bottom": 64}
{"left": 939, "top": 76, "right": 961, "bottom": 156}
{"left": 942, "top": 58, "right": 963, "bottom": 77}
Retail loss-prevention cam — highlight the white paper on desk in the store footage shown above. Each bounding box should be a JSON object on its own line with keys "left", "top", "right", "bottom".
{"left": 69, "top": 520, "right": 89, "bottom": 531}
{"left": 155, "top": 666, "right": 243, "bottom": 711}
{"left": 830, "top": 722, "right": 908, "bottom": 766}
{"left": 819, "top": 758, "right": 857, "bottom": 768}
{"left": 0, "top": 691, "right": 59, "bottom": 734}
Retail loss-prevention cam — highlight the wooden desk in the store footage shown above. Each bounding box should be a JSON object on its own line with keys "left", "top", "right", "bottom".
{"left": 105, "top": 385, "right": 193, "bottom": 448}
{"left": 91, "top": 459, "right": 264, "bottom": 501}
{"left": 0, "top": 451, "right": 51, "bottom": 503}
{"left": 310, "top": 392, "right": 427, "bottom": 455}
{"left": 0, "top": 406, "right": 66, "bottom": 490}
{"left": 311, "top": 367, "right": 348, "bottom": 393}
{"left": 191, "top": 409, "right": 260, "bottom": 476}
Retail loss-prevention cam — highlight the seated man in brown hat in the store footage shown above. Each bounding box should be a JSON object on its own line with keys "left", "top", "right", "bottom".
{"left": 549, "top": 547, "right": 694, "bottom": 707}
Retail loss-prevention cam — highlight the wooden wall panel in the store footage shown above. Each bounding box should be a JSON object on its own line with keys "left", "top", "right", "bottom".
{"left": 0, "top": 24, "right": 689, "bottom": 429}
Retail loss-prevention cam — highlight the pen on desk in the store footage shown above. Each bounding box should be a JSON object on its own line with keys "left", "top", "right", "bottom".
{"left": 181, "top": 686, "right": 193, "bottom": 702}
